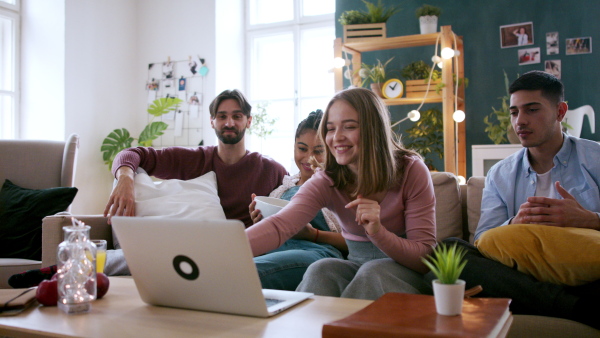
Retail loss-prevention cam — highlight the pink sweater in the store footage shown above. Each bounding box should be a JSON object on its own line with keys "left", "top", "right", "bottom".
{"left": 113, "top": 146, "right": 287, "bottom": 226}
{"left": 246, "top": 156, "right": 436, "bottom": 272}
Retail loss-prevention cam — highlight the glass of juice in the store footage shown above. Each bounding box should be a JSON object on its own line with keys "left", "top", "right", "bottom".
{"left": 91, "top": 239, "right": 107, "bottom": 273}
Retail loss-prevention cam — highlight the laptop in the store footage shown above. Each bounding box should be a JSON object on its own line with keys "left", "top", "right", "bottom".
{"left": 111, "top": 216, "right": 313, "bottom": 317}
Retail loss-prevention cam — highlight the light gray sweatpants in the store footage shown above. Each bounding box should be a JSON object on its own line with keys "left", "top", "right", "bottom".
{"left": 296, "top": 240, "right": 431, "bottom": 300}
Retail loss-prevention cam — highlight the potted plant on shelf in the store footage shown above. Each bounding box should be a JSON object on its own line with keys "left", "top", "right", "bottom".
{"left": 415, "top": 4, "right": 442, "bottom": 34}
{"left": 402, "top": 108, "right": 443, "bottom": 170}
{"left": 101, "top": 97, "right": 183, "bottom": 170}
{"left": 422, "top": 242, "right": 468, "bottom": 316}
{"left": 339, "top": 0, "right": 400, "bottom": 42}
{"left": 356, "top": 57, "right": 394, "bottom": 98}
{"left": 401, "top": 60, "right": 441, "bottom": 99}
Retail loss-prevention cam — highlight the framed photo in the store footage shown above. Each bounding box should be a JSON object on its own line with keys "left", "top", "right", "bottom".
{"left": 500, "top": 22, "right": 534, "bottom": 48}
{"left": 518, "top": 47, "right": 540, "bottom": 65}
{"left": 545, "top": 60, "right": 561, "bottom": 79}
{"left": 566, "top": 37, "right": 592, "bottom": 55}
{"left": 546, "top": 32, "right": 559, "bottom": 55}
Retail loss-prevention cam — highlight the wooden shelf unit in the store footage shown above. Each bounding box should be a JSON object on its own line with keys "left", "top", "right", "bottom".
{"left": 334, "top": 25, "right": 466, "bottom": 177}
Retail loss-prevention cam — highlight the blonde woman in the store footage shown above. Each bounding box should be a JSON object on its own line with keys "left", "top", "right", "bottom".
{"left": 246, "top": 88, "right": 436, "bottom": 299}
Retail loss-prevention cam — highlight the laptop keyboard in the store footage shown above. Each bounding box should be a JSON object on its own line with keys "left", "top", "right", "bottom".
{"left": 265, "top": 297, "right": 285, "bottom": 307}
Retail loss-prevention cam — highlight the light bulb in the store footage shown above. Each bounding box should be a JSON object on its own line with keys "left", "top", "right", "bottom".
{"left": 441, "top": 47, "right": 455, "bottom": 59}
{"left": 333, "top": 57, "right": 346, "bottom": 68}
{"left": 457, "top": 175, "right": 466, "bottom": 185}
{"left": 437, "top": 62, "right": 443, "bottom": 69}
{"left": 408, "top": 110, "right": 420, "bottom": 122}
{"left": 358, "top": 68, "right": 369, "bottom": 78}
{"left": 453, "top": 110, "right": 465, "bottom": 123}
{"left": 431, "top": 55, "right": 442, "bottom": 63}
{"left": 343, "top": 69, "right": 352, "bottom": 80}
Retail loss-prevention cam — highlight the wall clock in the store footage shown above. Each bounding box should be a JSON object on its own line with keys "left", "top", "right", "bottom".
{"left": 382, "top": 79, "right": 404, "bottom": 99}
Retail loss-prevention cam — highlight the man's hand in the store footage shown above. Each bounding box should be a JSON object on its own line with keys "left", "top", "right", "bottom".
{"left": 249, "top": 193, "right": 263, "bottom": 224}
{"left": 103, "top": 167, "right": 136, "bottom": 224}
{"left": 345, "top": 195, "right": 382, "bottom": 235}
{"left": 513, "top": 181, "right": 600, "bottom": 230}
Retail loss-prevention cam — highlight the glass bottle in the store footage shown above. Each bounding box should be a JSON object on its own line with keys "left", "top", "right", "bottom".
{"left": 56, "top": 225, "right": 97, "bottom": 314}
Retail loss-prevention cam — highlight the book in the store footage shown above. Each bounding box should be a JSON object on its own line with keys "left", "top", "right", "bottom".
{"left": 0, "top": 287, "right": 37, "bottom": 316}
{"left": 322, "top": 293, "right": 512, "bottom": 338}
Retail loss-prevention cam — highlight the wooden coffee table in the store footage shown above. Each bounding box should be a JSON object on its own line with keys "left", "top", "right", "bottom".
{"left": 0, "top": 277, "right": 372, "bottom": 337}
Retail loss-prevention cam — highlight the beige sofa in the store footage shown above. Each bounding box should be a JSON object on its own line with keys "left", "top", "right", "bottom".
{"left": 40, "top": 172, "right": 598, "bottom": 336}
{"left": 0, "top": 134, "right": 79, "bottom": 288}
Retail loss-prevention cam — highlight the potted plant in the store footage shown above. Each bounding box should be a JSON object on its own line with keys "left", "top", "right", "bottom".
{"left": 415, "top": 4, "right": 442, "bottom": 34}
{"left": 402, "top": 108, "right": 443, "bottom": 170}
{"left": 422, "top": 242, "right": 468, "bottom": 316}
{"left": 101, "top": 97, "right": 183, "bottom": 170}
{"left": 401, "top": 60, "right": 441, "bottom": 98}
{"left": 339, "top": 0, "right": 400, "bottom": 42}
{"left": 356, "top": 57, "right": 394, "bottom": 98}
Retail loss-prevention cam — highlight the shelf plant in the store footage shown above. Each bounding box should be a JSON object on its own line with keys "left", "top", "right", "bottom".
{"left": 415, "top": 4, "right": 442, "bottom": 18}
{"left": 356, "top": 57, "right": 394, "bottom": 88}
{"left": 101, "top": 97, "right": 183, "bottom": 170}
{"left": 247, "top": 102, "right": 278, "bottom": 139}
{"left": 338, "top": 0, "right": 400, "bottom": 25}
{"left": 403, "top": 108, "right": 443, "bottom": 171}
{"left": 422, "top": 242, "right": 467, "bottom": 284}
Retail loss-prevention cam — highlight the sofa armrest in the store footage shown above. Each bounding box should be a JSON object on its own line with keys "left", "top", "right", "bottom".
{"left": 42, "top": 214, "right": 112, "bottom": 268}
{"left": 466, "top": 176, "right": 485, "bottom": 244}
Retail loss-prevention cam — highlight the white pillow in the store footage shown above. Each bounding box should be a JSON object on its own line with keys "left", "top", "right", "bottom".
{"left": 134, "top": 169, "right": 226, "bottom": 220}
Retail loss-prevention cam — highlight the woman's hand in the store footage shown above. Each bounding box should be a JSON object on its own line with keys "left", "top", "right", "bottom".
{"left": 345, "top": 195, "right": 382, "bottom": 235}
{"left": 292, "top": 223, "right": 317, "bottom": 241}
{"left": 103, "top": 167, "right": 136, "bottom": 224}
{"left": 249, "top": 193, "right": 263, "bottom": 224}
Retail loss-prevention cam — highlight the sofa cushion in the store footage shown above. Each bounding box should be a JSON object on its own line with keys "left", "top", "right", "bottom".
{"left": 466, "top": 176, "right": 485, "bottom": 243}
{"left": 0, "top": 179, "right": 78, "bottom": 260}
{"left": 134, "top": 169, "right": 226, "bottom": 220}
{"left": 430, "top": 172, "right": 463, "bottom": 241}
{"left": 476, "top": 224, "right": 600, "bottom": 286}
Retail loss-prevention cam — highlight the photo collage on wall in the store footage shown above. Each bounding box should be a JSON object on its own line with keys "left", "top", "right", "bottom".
{"left": 499, "top": 21, "right": 592, "bottom": 80}
{"left": 146, "top": 56, "right": 209, "bottom": 147}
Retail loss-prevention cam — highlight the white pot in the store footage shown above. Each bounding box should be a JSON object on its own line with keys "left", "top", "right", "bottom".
{"left": 419, "top": 15, "right": 438, "bottom": 34}
{"left": 432, "top": 279, "right": 465, "bottom": 316}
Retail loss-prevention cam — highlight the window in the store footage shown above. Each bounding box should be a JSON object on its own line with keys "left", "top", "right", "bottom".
{"left": 0, "top": 0, "right": 19, "bottom": 139}
{"left": 246, "top": 0, "right": 335, "bottom": 173}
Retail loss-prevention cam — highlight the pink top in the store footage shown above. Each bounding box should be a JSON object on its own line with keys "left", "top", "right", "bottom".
{"left": 246, "top": 156, "right": 436, "bottom": 271}
{"left": 113, "top": 146, "right": 287, "bottom": 226}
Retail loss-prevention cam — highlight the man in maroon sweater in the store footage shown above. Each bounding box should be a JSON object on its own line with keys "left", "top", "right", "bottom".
{"left": 104, "top": 89, "right": 287, "bottom": 227}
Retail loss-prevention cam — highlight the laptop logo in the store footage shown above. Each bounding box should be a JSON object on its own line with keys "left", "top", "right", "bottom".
{"left": 173, "top": 255, "right": 199, "bottom": 280}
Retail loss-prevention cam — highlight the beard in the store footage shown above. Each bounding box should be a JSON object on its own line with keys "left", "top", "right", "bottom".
{"left": 216, "top": 127, "right": 246, "bottom": 145}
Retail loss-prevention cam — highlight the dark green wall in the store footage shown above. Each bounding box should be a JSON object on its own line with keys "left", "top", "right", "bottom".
{"left": 336, "top": 0, "right": 600, "bottom": 176}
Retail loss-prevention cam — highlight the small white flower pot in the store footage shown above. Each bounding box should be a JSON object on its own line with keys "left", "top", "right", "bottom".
{"left": 432, "top": 279, "right": 465, "bottom": 316}
{"left": 419, "top": 15, "right": 438, "bottom": 34}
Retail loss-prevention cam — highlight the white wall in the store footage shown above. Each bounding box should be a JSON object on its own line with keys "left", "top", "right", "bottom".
{"left": 19, "top": 0, "right": 241, "bottom": 213}
{"left": 20, "top": 0, "right": 65, "bottom": 140}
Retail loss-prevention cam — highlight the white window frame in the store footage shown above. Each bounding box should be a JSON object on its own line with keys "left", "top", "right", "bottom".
{"left": 245, "top": 0, "right": 334, "bottom": 172}
{"left": 0, "top": 0, "right": 20, "bottom": 139}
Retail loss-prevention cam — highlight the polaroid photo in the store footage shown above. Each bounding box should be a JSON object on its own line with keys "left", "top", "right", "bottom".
{"left": 566, "top": 37, "right": 592, "bottom": 55}
{"left": 546, "top": 32, "right": 559, "bottom": 55}
{"left": 544, "top": 60, "right": 561, "bottom": 79}
{"left": 518, "top": 47, "right": 541, "bottom": 65}
{"left": 500, "top": 22, "right": 534, "bottom": 48}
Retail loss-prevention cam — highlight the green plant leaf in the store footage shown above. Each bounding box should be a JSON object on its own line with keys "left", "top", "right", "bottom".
{"left": 138, "top": 121, "right": 169, "bottom": 147}
{"left": 100, "top": 128, "right": 134, "bottom": 170}
{"left": 147, "top": 97, "right": 183, "bottom": 117}
{"left": 422, "top": 243, "right": 468, "bottom": 284}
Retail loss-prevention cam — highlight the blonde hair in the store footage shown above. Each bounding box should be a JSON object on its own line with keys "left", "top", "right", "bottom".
{"left": 319, "top": 88, "right": 419, "bottom": 198}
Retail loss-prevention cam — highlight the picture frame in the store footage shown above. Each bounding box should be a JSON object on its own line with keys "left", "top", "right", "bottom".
{"left": 566, "top": 37, "right": 592, "bottom": 55}
{"left": 545, "top": 60, "right": 561, "bottom": 79}
{"left": 500, "top": 22, "right": 534, "bottom": 48}
{"left": 546, "top": 32, "right": 559, "bottom": 55}
{"left": 518, "top": 47, "right": 541, "bottom": 65}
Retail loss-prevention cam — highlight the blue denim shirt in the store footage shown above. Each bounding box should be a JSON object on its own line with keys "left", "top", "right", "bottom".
{"left": 475, "top": 134, "right": 600, "bottom": 240}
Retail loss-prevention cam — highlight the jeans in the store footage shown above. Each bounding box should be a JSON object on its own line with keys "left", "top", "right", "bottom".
{"left": 254, "top": 239, "right": 342, "bottom": 291}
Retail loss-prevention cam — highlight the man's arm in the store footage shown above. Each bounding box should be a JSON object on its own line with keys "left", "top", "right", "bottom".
{"left": 475, "top": 175, "right": 512, "bottom": 241}
{"left": 103, "top": 166, "right": 136, "bottom": 223}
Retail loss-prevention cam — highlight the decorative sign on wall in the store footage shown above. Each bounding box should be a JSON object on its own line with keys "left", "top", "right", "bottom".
{"left": 146, "top": 56, "right": 209, "bottom": 147}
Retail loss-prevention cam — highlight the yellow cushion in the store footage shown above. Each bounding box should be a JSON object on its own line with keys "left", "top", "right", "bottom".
{"left": 475, "top": 224, "right": 600, "bottom": 286}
